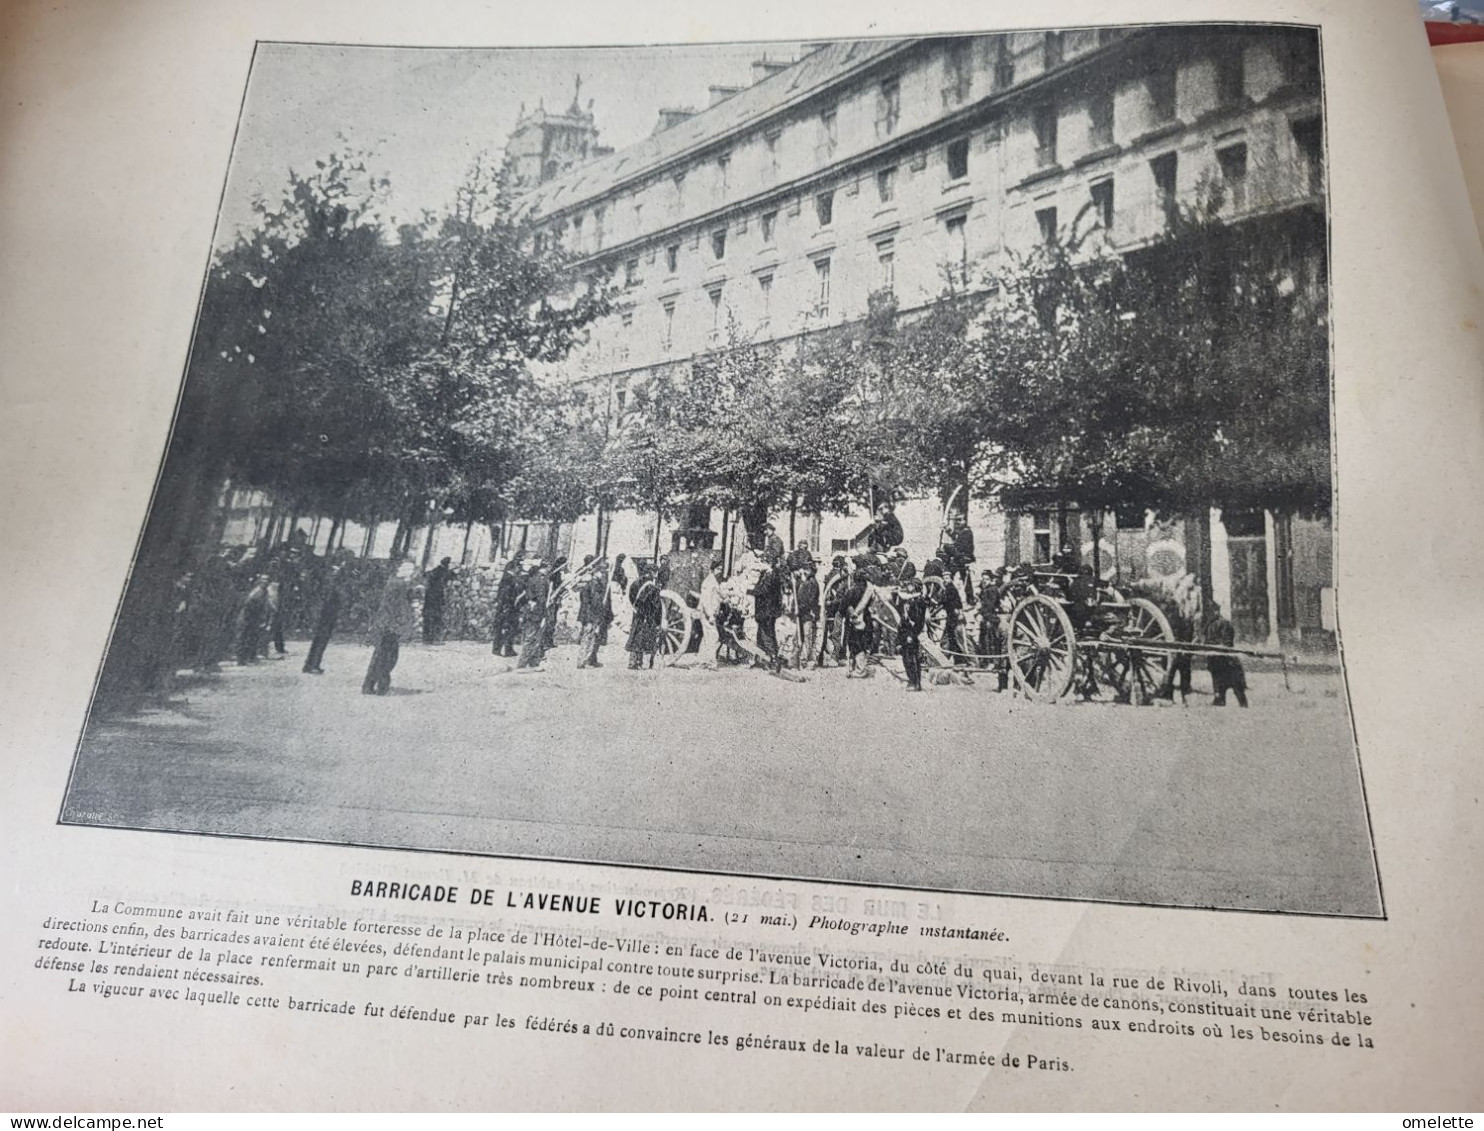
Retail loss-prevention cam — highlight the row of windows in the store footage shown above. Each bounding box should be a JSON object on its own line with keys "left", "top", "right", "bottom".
{"left": 617, "top": 123, "right": 1324, "bottom": 354}
{"left": 537, "top": 33, "right": 1072, "bottom": 259}
{"left": 607, "top": 136, "right": 974, "bottom": 290}
{"left": 1029, "top": 53, "right": 1247, "bottom": 173}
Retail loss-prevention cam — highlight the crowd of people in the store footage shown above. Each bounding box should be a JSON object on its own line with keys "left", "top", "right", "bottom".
{"left": 164, "top": 501, "right": 1247, "bottom": 705}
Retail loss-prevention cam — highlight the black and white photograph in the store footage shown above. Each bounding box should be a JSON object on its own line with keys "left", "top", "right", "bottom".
{"left": 60, "top": 22, "right": 1379, "bottom": 918}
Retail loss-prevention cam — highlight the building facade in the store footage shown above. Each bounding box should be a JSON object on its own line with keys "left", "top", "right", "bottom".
{"left": 505, "top": 25, "right": 1331, "bottom": 648}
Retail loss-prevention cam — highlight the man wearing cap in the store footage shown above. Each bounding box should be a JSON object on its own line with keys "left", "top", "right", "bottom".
{"left": 865, "top": 502, "right": 904, "bottom": 553}
{"left": 575, "top": 558, "right": 611, "bottom": 669}
{"left": 422, "top": 556, "right": 457, "bottom": 644}
{"left": 792, "top": 562, "right": 820, "bottom": 670}
{"left": 761, "top": 523, "right": 785, "bottom": 565}
{"left": 833, "top": 554, "right": 875, "bottom": 677}
{"left": 363, "top": 560, "right": 418, "bottom": 694}
{"left": 491, "top": 551, "right": 523, "bottom": 657}
{"left": 894, "top": 578, "right": 929, "bottom": 691}
{"left": 626, "top": 560, "right": 662, "bottom": 669}
{"left": 515, "top": 559, "right": 548, "bottom": 670}
{"left": 976, "top": 567, "right": 1009, "bottom": 690}
{"left": 750, "top": 556, "right": 785, "bottom": 672}
{"left": 819, "top": 554, "right": 848, "bottom": 666}
{"left": 940, "top": 511, "right": 977, "bottom": 601}
{"left": 302, "top": 562, "right": 346, "bottom": 675}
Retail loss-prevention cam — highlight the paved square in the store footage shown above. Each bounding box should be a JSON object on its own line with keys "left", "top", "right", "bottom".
{"left": 63, "top": 640, "right": 1380, "bottom": 916}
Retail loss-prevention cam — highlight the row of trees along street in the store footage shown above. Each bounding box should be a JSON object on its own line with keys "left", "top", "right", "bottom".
{"left": 105, "top": 147, "right": 1328, "bottom": 699}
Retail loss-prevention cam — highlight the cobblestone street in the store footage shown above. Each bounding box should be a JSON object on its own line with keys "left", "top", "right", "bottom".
{"left": 64, "top": 639, "right": 1380, "bottom": 917}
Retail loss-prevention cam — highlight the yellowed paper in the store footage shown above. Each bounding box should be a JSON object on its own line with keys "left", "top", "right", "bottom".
{"left": 2, "top": 0, "right": 1482, "bottom": 1112}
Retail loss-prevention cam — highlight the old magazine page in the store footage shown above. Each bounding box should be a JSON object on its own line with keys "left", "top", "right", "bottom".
{"left": 2, "top": 0, "right": 1481, "bottom": 1112}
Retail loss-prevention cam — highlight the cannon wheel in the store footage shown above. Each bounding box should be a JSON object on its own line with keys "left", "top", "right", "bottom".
{"left": 1007, "top": 594, "right": 1078, "bottom": 702}
{"left": 1097, "top": 597, "right": 1174, "bottom": 704}
{"left": 656, "top": 589, "right": 695, "bottom": 665}
{"left": 921, "top": 576, "right": 948, "bottom": 643}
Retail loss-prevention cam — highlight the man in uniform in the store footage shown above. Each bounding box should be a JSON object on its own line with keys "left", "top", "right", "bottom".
{"left": 750, "top": 557, "right": 785, "bottom": 672}
{"left": 894, "top": 578, "right": 929, "bottom": 691}
{"left": 422, "top": 556, "right": 457, "bottom": 644}
{"left": 940, "top": 511, "right": 976, "bottom": 600}
{"left": 626, "top": 561, "right": 662, "bottom": 669}
{"left": 976, "top": 567, "right": 1009, "bottom": 690}
{"left": 515, "top": 559, "right": 548, "bottom": 671}
{"left": 793, "top": 562, "right": 820, "bottom": 670}
{"left": 575, "top": 558, "right": 611, "bottom": 669}
{"left": 865, "top": 502, "right": 904, "bottom": 553}
{"left": 833, "top": 554, "right": 876, "bottom": 678}
{"left": 302, "top": 562, "right": 346, "bottom": 675}
{"left": 491, "top": 551, "right": 523, "bottom": 657}
{"left": 819, "top": 554, "right": 848, "bottom": 666}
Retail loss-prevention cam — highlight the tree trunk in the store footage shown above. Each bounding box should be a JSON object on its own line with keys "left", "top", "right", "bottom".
{"left": 461, "top": 520, "right": 475, "bottom": 564}
{"left": 1186, "top": 508, "right": 1215, "bottom": 612}
{"left": 738, "top": 503, "right": 770, "bottom": 551}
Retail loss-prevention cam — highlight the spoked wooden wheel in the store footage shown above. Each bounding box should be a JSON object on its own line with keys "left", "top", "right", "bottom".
{"left": 1099, "top": 596, "right": 1174, "bottom": 704}
{"left": 1007, "top": 595, "right": 1078, "bottom": 702}
{"left": 656, "top": 589, "right": 695, "bottom": 666}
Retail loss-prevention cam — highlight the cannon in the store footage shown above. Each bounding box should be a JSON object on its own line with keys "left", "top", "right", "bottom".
{"left": 1000, "top": 568, "right": 1175, "bottom": 703}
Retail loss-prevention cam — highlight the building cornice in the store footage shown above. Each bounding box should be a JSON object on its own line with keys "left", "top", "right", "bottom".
{"left": 558, "top": 29, "right": 1167, "bottom": 273}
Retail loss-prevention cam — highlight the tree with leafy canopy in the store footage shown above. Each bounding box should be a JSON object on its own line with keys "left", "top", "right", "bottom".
{"left": 101, "top": 149, "right": 608, "bottom": 700}
{"left": 604, "top": 325, "right": 876, "bottom": 548}
{"left": 962, "top": 194, "right": 1330, "bottom": 518}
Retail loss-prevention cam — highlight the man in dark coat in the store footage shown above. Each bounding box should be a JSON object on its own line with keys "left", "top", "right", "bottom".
{"left": 819, "top": 554, "right": 848, "bottom": 665}
{"left": 492, "top": 552, "right": 523, "bottom": 657}
{"left": 626, "top": 562, "right": 662, "bottom": 669}
{"left": 1206, "top": 613, "right": 1249, "bottom": 707}
{"left": 894, "top": 579, "right": 929, "bottom": 691}
{"left": 832, "top": 555, "right": 875, "bottom": 677}
{"left": 422, "top": 557, "right": 457, "bottom": 644}
{"left": 576, "top": 560, "right": 611, "bottom": 669}
{"left": 515, "top": 561, "right": 549, "bottom": 670}
{"left": 751, "top": 560, "right": 785, "bottom": 671}
{"left": 786, "top": 540, "right": 814, "bottom": 575}
{"left": 302, "top": 563, "right": 345, "bottom": 674}
{"left": 940, "top": 511, "right": 976, "bottom": 600}
{"left": 793, "top": 564, "right": 821, "bottom": 669}
{"left": 937, "top": 553, "right": 968, "bottom": 665}
{"left": 865, "top": 503, "right": 904, "bottom": 553}
{"left": 761, "top": 524, "right": 785, "bottom": 564}
{"left": 976, "top": 568, "right": 1009, "bottom": 690}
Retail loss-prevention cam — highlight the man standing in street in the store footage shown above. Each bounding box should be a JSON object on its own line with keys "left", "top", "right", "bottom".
{"left": 819, "top": 554, "right": 848, "bottom": 666}
{"left": 362, "top": 560, "right": 418, "bottom": 695}
{"left": 793, "top": 563, "right": 820, "bottom": 670}
{"left": 575, "top": 559, "right": 611, "bottom": 669}
{"left": 515, "top": 559, "right": 548, "bottom": 671}
{"left": 626, "top": 560, "right": 662, "bottom": 669}
{"left": 422, "top": 556, "right": 457, "bottom": 645}
{"left": 234, "top": 574, "right": 271, "bottom": 666}
{"left": 940, "top": 511, "right": 977, "bottom": 601}
{"left": 491, "top": 551, "right": 523, "bottom": 657}
{"left": 895, "top": 578, "right": 928, "bottom": 691}
{"left": 751, "top": 557, "right": 785, "bottom": 673}
{"left": 302, "top": 561, "right": 346, "bottom": 675}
